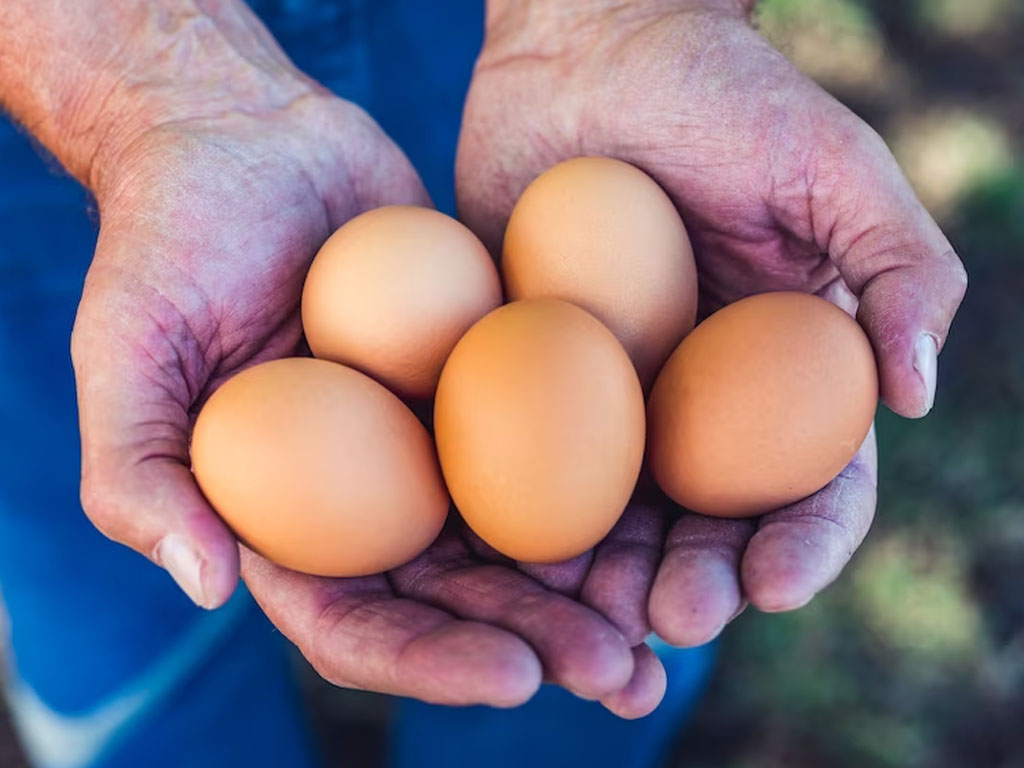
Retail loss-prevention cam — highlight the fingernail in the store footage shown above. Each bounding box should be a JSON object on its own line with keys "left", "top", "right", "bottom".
{"left": 727, "top": 600, "right": 749, "bottom": 623}
{"left": 913, "top": 333, "right": 939, "bottom": 416}
{"left": 154, "top": 534, "right": 212, "bottom": 609}
{"left": 708, "top": 622, "right": 727, "bottom": 643}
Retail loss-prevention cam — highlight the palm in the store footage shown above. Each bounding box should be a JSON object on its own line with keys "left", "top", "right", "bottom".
{"left": 72, "top": 96, "right": 660, "bottom": 716}
{"left": 456, "top": 8, "right": 892, "bottom": 644}
{"left": 461, "top": 11, "right": 867, "bottom": 301}
{"left": 575, "top": 16, "right": 865, "bottom": 315}
{"left": 92, "top": 134, "right": 327, "bottom": 404}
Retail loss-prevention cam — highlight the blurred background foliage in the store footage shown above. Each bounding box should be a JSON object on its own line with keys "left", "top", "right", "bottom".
{"left": 672, "top": 1, "right": 1024, "bottom": 767}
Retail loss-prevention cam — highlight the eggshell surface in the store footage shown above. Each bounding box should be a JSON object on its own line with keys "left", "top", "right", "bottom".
{"left": 191, "top": 357, "right": 448, "bottom": 576}
{"left": 647, "top": 292, "right": 878, "bottom": 518}
{"left": 434, "top": 299, "right": 645, "bottom": 563}
{"left": 502, "top": 157, "right": 697, "bottom": 387}
{"left": 302, "top": 206, "right": 502, "bottom": 400}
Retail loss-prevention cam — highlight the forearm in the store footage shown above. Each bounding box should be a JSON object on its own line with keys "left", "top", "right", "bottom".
{"left": 0, "top": 0, "right": 313, "bottom": 194}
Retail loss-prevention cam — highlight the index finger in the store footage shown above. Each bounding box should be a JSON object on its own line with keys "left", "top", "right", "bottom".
{"left": 241, "top": 547, "right": 543, "bottom": 708}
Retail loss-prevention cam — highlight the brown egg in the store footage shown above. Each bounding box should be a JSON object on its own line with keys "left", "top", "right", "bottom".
{"left": 302, "top": 206, "right": 502, "bottom": 401}
{"left": 647, "top": 292, "right": 878, "bottom": 517}
{"left": 191, "top": 358, "right": 448, "bottom": 576}
{"left": 434, "top": 299, "right": 645, "bottom": 563}
{"left": 502, "top": 157, "right": 697, "bottom": 387}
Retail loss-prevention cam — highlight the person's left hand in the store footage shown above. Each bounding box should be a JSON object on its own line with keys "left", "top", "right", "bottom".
{"left": 455, "top": 0, "right": 967, "bottom": 647}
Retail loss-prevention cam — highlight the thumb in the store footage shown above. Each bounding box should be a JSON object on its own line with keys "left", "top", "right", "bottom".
{"left": 71, "top": 274, "right": 240, "bottom": 609}
{"left": 819, "top": 123, "right": 968, "bottom": 418}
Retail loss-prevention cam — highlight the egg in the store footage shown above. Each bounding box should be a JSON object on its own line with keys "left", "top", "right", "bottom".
{"left": 434, "top": 299, "right": 645, "bottom": 563}
{"left": 191, "top": 357, "right": 448, "bottom": 576}
{"left": 502, "top": 156, "right": 698, "bottom": 387}
{"left": 301, "top": 205, "right": 502, "bottom": 401}
{"left": 647, "top": 292, "right": 878, "bottom": 517}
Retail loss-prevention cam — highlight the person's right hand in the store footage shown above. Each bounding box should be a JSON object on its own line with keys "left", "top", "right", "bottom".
{"left": 69, "top": 86, "right": 663, "bottom": 717}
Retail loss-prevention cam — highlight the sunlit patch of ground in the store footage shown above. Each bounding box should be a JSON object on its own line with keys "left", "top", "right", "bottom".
{"left": 756, "top": 0, "right": 893, "bottom": 95}
{"left": 916, "top": 0, "right": 1022, "bottom": 41}
{"left": 890, "top": 111, "right": 1013, "bottom": 217}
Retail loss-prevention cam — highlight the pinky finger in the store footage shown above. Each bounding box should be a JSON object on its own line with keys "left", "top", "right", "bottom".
{"left": 599, "top": 644, "right": 667, "bottom": 720}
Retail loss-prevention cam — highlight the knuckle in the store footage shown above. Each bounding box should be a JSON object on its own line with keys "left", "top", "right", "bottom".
{"left": 949, "top": 253, "right": 969, "bottom": 300}
{"left": 306, "top": 601, "right": 362, "bottom": 689}
{"left": 79, "top": 474, "right": 123, "bottom": 541}
{"left": 69, "top": 317, "right": 90, "bottom": 372}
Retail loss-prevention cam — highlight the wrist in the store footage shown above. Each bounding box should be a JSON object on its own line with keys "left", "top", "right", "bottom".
{"left": 485, "top": 0, "right": 753, "bottom": 30}
{"left": 2, "top": 1, "right": 317, "bottom": 197}
{"left": 78, "top": 3, "right": 320, "bottom": 200}
{"left": 482, "top": 0, "right": 753, "bottom": 61}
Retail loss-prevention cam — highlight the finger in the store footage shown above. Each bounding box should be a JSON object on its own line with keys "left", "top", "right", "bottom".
{"left": 465, "top": 528, "right": 598, "bottom": 599}
{"left": 649, "top": 513, "right": 755, "bottom": 647}
{"left": 580, "top": 503, "right": 665, "bottom": 646}
{"left": 390, "top": 527, "right": 635, "bottom": 700}
{"left": 516, "top": 552, "right": 593, "bottom": 597}
{"left": 241, "top": 547, "right": 542, "bottom": 707}
{"left": 742, "top": 427, "right": 878, "bottom": 612}
{"left": 463, "top": 526, "right": 513, "bottom": 563}
{"left": 816, "top": 118, "right": 968, "bottom": 418}
{"left": 599, "top": 644, "right": 667, "bottom": 720}
{"left": 71, "top": 288, "right": 240, "bottom": 609}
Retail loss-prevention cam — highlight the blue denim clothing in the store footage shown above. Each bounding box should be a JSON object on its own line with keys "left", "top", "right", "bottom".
{"left": 0, "top": 2, "right": 712, "bottom": 766}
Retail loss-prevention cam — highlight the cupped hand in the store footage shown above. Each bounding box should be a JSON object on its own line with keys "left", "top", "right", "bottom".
{"left": 71, "top": 94, "right": 661, "bottom": 715}
{"left": 456, "top": 1, "right": 966, "bottom": 644}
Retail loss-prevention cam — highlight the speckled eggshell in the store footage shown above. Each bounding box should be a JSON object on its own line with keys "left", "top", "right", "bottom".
{"left": 434, "top": 299, "right": 646, "bottom": 563}
{"left": 302, "top": 206, "right": 502, "bottom": 401}
{"left": 647, "top": 292, "right": 878, "bottom": 518}
{"left": 502, "top": 157, "right": 698, "bottom": 388}
{"left": 191, "top": 357, "right": 449, "bottom": 576}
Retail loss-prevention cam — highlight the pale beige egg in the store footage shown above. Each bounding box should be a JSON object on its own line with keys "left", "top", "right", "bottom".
{"left": 302, "top": 206, "right": 502, "bottom": 401}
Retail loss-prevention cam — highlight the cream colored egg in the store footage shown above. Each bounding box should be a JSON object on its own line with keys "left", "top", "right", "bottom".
{"left": 302, "top": 206, "right": 502, "bottom": 401}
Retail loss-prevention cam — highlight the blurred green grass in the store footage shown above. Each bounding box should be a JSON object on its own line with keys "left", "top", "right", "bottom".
{"left": 672, "top": 1, "right": 1024, "bottom": 767}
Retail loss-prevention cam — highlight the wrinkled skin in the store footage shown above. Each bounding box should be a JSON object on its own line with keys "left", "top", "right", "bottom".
{"left": 455, "top": 6, "right": 966, "bottom": 648}
{"left": 72, "top": 95, "right": 663, "bottom": 718}
{"left": 69, "top": 5, "right": 967, "bottom": 722}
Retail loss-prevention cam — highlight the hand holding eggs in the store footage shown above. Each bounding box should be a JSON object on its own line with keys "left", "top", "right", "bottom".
{"left": 191, "top": 207, "right": 501, "bottom": 576}
{"left": 189, "top": 157, "right": 882, "bottom": 579}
